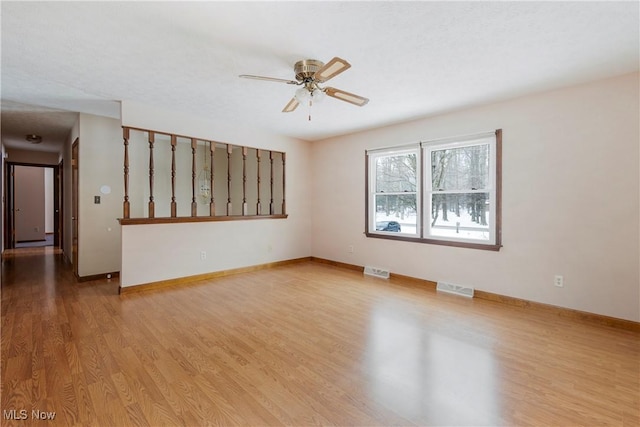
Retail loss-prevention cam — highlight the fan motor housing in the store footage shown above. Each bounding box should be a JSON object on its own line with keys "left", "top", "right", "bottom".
{"left": 294, "top": 59, "right": 324, "bottom": 81}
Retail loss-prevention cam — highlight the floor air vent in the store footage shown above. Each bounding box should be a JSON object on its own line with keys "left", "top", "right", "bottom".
{"left": 364, "top": 266, "right": 390, "bottom": 279}
{"left": 436, "top": 282, "right": 474, "bottom": 298}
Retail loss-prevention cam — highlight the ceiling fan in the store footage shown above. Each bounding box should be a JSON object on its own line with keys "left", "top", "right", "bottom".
{"left": 239, "top": 57, "right": 369, "bottom": 117}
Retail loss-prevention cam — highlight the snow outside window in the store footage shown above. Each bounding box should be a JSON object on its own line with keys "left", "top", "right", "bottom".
{"left": 366, "top": 130, "right": 501, "bottom": 250}
{"left": 369, "top": 148, "right": 420, "bottom": 237}
{"left": 425, "top": 137, "right": 496, "bottom": 245}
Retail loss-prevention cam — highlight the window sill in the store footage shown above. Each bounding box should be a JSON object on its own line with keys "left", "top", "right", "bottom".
{"left": 119, "top": 214, "right": 288, "bottom": 225}
{"left": 365, "top": 232, "right": 502, "bottom": 251}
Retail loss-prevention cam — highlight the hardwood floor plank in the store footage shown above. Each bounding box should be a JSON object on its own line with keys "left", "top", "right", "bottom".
{"left": 70, "top": 372, "right": 96, "bottom": 426}
{"left": 124, "top": 402, "right": 151, "bottom": 427}
{"left": 2, "top": 248, "right": 638, "bottom": 426}
{"left": 141, "top": 363, "right": 202, "bottom": 426}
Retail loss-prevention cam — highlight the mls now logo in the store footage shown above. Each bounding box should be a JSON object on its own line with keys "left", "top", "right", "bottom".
{"left": 3, "top": 409, "right": 56, "bottom": 420}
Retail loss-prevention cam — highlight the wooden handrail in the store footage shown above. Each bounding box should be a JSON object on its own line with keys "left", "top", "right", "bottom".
{"left": 119, "top": 214, "right": 287, "bottom": 225}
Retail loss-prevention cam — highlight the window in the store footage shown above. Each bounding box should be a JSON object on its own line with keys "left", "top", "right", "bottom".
{"left": 369, "top": 148, "right": 420, "bottom": 237}
{"left": 366, "top": 130, "right": 501, "bottom": 250}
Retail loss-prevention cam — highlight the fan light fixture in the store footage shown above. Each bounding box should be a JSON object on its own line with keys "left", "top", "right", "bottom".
{"left": 295, "top": 87, "right": 325, "bottom": 103}
{"left": 239, "top": 56, "right": 369, "bottom": 120}
{"left": 26, "top": 134, "right": 42, "bottom": 144}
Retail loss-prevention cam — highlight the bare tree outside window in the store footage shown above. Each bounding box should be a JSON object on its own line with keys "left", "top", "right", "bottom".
{"left": 372, "top": 151, "right": 419, "bottom": 234}
{"left": 366, "top": 130, "right": 501, "bottom": 250}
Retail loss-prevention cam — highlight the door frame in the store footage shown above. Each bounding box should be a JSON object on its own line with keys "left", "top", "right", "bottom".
{"left": 72, "top": 139, "right": 79, "bottom": 277}
{"left": 4, "top": 163, "right": 15, "bottom": 249}
{"left": 54, "top": 160, "right": 63, "bottom": 248}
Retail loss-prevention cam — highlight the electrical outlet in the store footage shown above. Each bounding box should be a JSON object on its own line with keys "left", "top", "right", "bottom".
{"left": 348, "top": 245, "right": 354, "bottom": 253}
{"left": 200, "top": 251, "right": 207, "bottom": 261}
{"left": 554, "top": 275, "right": 564, "bottom": 287}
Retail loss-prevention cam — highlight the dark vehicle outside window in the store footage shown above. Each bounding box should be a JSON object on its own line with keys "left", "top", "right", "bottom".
{"left": 376, "top": 221, "right": 401, "bottom": 232}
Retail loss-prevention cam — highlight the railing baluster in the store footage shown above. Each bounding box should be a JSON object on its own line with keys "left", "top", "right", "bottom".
{"left": 256, "top": 150, "right": 262, "bottom": 215}
{"left": 209, "top": 141, "right": 215, "bottom": 216}
{"left": 191, "top": 138, "right": 197, "bottom": 217}
{"left": 242, "top": 146, "right": 248, "bottom": 216}
{"left": 269, "top": 151, "right": 274, "bottom": 215}
{"left": 123, "top": 128, "right": 130, "bottom": 219}
{"left": 282, "top": 152, "right": 286, "bottom": 215}
{"left": 148, "top": 132, "right": 155, "bottom": 218}
{"left": 227, "top": 144, "right": 232, "bottom": 215}
{"left": 170, "top": 135, "right": 177, "bottom": 217}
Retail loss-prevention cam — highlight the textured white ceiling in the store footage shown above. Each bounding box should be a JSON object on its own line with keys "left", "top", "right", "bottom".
{"left": 1, "top": 1, "right": 638, "bottom": 153}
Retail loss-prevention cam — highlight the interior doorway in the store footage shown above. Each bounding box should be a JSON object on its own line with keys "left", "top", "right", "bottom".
{"left": 4, "top": 162, "right": 62, "bottom": 250}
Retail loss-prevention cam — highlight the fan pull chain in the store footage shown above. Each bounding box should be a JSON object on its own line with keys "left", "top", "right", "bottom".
{"left": 308, "top": 99, "right": 312, "bottom": 121}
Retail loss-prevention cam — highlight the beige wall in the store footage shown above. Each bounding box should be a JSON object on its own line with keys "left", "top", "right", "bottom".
{"left": 77, "top": 113, "right": 123, "bottom": 277}
{"left": 6, "top": 148, "right": 59, "bottom": 165}
{"left": 44, "top": 168, "right": 54, "bottom": 233}
{"left": 62, "top": 118, "right": 79, "bottom": 264}
{"left": 120, "top": 101, "right": 312, "bottom": 287}
{"left": 14, "top": 166, "right": 45, "bottom": 242}
{"left": 311, "top": 72, "right": 640, "bottom": 322}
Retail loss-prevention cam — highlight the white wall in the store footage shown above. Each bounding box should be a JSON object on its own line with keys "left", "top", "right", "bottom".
{"left": 311, "top": 72, "right": 640, "bottom": 322}
{"left": 120, "top": 102, "right": 312, "bottom": 287}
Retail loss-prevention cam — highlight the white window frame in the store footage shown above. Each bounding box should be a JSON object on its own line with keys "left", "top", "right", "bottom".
{"left": 368, "top": 147, "right": 421, "bottom": 238}
{"left": 365, "top": 130, "right": 501, "bottom": 251}
{"left": 423, "top": 135, "right": 497, "bottom": 245}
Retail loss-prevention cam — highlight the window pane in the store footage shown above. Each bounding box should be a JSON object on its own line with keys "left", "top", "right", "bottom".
{"left": 430, "top": 193, "right": 490, "bottom": 241}
{"left": 431, "top": 144, "right": 489, "bottom": 191}
{"left": 376, "top": 153, "right": 417, "bottom": 193}
{"left": 374, "top": 194, "right": 417, "bottom": 234}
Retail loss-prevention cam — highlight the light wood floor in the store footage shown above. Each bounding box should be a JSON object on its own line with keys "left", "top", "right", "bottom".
{"left": 1, "top": 247, "right": 638, "bottom": 426}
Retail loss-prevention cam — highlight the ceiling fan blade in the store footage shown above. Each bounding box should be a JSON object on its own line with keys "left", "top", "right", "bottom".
{"left": 324, "top": 87, "right": 369, "bottom": 107}
{"left": 239, "top": 74, "right": 299, "bottom": 85}
{"left": 282, "top": 98, "right": 299, "bottom": 113}
{"left": 314, "top": 57, "right": 351, "bottom": 82}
